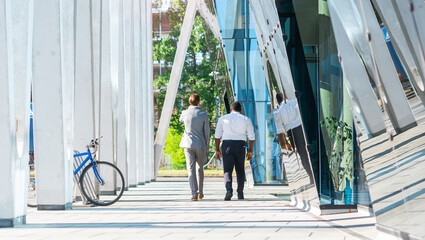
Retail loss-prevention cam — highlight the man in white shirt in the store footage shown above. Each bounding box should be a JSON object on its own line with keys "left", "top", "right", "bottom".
{"left": 215, "top": 102, "right": 255, "bottom": 201}
{"left": 273, "top": 93, "right": 314, "bottom": 182}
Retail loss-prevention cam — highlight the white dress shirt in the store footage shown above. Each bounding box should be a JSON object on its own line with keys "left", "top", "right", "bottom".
{"left": 215, "top": 112, "right": 255, "bottom": 141}
{"left": 273, "top": 99, "right": 302, "bottom": 134}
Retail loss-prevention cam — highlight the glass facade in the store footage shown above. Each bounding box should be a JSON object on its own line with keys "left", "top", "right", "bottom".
{"left": 276, "top": 0, "right": 358, "bottom": 205}
{"left": 215, "top": 0, "right": 286, "bottom": 184}
{"left": 215, "top": 0, "right": 370, "bottom": 206}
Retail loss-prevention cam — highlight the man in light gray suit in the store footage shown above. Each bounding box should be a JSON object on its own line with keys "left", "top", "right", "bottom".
{"left": 179, "top": 94, "right": 210, "bottom": 201}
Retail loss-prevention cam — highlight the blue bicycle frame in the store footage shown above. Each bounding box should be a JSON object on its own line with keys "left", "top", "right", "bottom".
{"left": 73, "top": 150, "right": 104, "bottom": 184}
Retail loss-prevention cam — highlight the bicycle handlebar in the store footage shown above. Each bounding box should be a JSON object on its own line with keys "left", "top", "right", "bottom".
{"left": 86, "top": 136, "right": 103, "bottom": 150}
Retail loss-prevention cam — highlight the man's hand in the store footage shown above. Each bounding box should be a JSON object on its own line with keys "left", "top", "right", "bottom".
{"left": 246, "top": 151, "right": 253, "bottom": 160}
{"left": 216, "top": 151, "right": 222, "bottom": 161}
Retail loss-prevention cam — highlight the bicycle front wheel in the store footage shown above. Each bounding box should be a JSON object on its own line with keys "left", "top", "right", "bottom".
{"left": 79, "top": 161, "right": 125, "bottom": 206}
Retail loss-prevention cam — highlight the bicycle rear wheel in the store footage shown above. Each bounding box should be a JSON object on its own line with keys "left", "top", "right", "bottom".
{"left": 79, "top": 161, "right": 125, "bottom": 206}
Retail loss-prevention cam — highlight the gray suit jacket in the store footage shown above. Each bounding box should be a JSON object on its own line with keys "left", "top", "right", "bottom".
{"left": 179, "top": 106, "right": 210, "bottom": 150}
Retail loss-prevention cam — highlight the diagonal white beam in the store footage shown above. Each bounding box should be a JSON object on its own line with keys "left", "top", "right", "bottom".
{"left": 154, "top": 0, "right": 199, "bottom": 178}
{"left": 249, "top": 0, "right": 295, "bottom": 100}
{"left": 329, "top": 0, "right": 416, "bottom": 133}
{"left": 197, "top": 0, "right": 221, "bottom": 41}
{"left": 372, "top": 0, "right": 425, "bottom": 105}
{"left": 328, "top": 0, "right": 386, "bottom": 137}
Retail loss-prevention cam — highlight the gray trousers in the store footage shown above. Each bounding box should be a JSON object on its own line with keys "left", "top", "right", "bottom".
{"left": 184, "top": 148, "right": 206, "bottom": 196}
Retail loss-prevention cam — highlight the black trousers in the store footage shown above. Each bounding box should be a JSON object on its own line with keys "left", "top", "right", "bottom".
{"left": 222, "top": 140, "right": 246, "bottom": 194}
{"left": 288, "top": 125, "right": 314, "bottom": 182}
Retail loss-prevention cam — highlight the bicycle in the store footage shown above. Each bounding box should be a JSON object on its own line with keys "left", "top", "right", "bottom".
{"left": 73, "top": 137, "right": 125, "bottom": 206}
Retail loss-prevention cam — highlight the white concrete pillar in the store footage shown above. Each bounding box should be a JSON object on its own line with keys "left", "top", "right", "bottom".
{"left": 74, "top": 0, "right": 95, "bottom": 151}
{"left": 115, "top": 0, "right": 129, "bottom": 189}
{"left": 140, "top": 0, "right": 149, "bottom": 183}
{"left": 32, "top": 0, "right": 75, "bottom": 210}
{"left": 124, "top": 0, "right": 137, "bottom": 187}
{"left": 134, "top": 0, "right": 145, "bottom": 185}
{"left": 105, "top": 1, "right": 120, "bottom": 186}
{"left": 98, "top": 0, "right": 117, "bottom": 193}
{"left": 0, "top": 0, "right": 32, "bottom": 227}
{"left": 146, "top": 0, "right": 155, "bottom": 181}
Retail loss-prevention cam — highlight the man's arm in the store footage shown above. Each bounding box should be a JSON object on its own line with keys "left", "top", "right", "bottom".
{"left": 214, "top": 117, "right": 223, "bottom": 160}
{"left": 273, "top": 108, "right": 291, "bottom": 150}
{"left": 273, "top": 108, "right": 286, "bottom": 134}
{"left": 246, "top": 119, "right": 255, "bottom": 160}
{"left": 215, "top": 138, "right": 222, "bottom": 161}
{"left": 246, "top": 140, "right": 254, "bottom": 160}
{"left": 179, "top": 110, "right": 185, "bottom": 123}
{"left": 277, "top": 133, "right": 292, "bottom": 151}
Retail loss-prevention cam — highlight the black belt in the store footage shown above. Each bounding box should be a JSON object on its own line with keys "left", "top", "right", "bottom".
{"left": 222, "top": 140, "right": 246, "bottom": 143}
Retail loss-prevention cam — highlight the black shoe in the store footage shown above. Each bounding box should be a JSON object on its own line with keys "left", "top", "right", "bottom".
{"left": 238, "top": 193, "right": 244, "bottom": 200}
{"left": 224, "top": 192, "right": 233, "bottom": 201}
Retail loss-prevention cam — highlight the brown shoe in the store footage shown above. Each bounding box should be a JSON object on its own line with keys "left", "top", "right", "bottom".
{"left": 191, "top": 196, "right": 198, "bottom": 201}
{"left": 198, "top": 194, "right": 204, "bottom": 200}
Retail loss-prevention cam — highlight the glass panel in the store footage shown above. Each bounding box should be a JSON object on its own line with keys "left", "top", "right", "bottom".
{"left": 222, "top": 39, "right": 248, "bottom": 101}
{"left": 215, "top": 0, "right": 246, "bottom": 38}
{"left": 245, "top": 102, "right": 285, "bottom": 184}
{"left": 276, "top": 0, "right": 356, "bottom": 205}
{"left": 248, "top": 39, "right": 268, "bottom": 102}
{"left": 216, "top": 0, "right": 285, "bottom": 185}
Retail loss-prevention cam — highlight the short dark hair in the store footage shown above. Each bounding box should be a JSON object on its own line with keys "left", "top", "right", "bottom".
{"left": 230, "top": 102, "right": 242, "bottom": 112}
{"left": 276, "top": 93, "right": 284, "bottom": 105}
{"left": 189, "top": 94, "right": 200, "bottom": 106}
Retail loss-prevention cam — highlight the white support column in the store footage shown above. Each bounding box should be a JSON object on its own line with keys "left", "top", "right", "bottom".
{"left": 109, "top": 0, "right": 121, "bottom": 188}
{"left": 372, "top": 0, "right": 425, "bottom": 105}
{"left": 115, "top": 0, "right": 129, "bottom": 189}
{"left": 139, "top": 0, "right": 146, "bottom": 183}
{"left": 32, "top": 0, "right": 75, "bottom": 210}
{"left": 98, "top": 0, "right": 116, "bottom": 193}
{"left": 124, "top": 0, "right": 137, "bottom": 187}
{"left": 153, "top": 0, "right": 198, "bottom": 179}
{"left": 0, "top": 0, "right": 32, "bottom": 227}
{"left": 146, "top": 0, "right": 155, "bottom": 181}
{"left": 135, "top": 0, "right": 145, "bottom": 185}
{"left": 74, "top": 0, "right": 95, "bottom": 152}
{"left": 197, "top": 0, "right": 221, "bottom": 42}
{"left": 356, "top": 0, "right": 417, "bottom": 133}
{"left": 140, "top": 0, "right": 148, "bottom": 183}
{"left": 328, "top": 0, "right": 386, "bottom": 137}
{"left": 249, "top": 0, "right": 295, "bottom": 99}
{"left": 329, "top": 0, "right": 416, "bottom": 133}
{"left": 390, "top": 0, "right": 425, "bottom": 93}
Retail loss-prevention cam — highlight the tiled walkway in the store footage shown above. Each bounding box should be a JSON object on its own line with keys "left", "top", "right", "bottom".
{"left": 0, "top": 178, "right": 376, "bottom": 239}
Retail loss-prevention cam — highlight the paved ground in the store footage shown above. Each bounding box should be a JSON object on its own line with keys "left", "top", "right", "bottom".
{"left": 0, "top": 177, "right": 377, "bottom": 240}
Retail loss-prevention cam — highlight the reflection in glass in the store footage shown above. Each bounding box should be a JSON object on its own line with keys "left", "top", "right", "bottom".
{"left": 276, "top": 0, "right": 357, "bottom": 205}
{"left": 216, "top": 0, "right": 286, "bottom": 184}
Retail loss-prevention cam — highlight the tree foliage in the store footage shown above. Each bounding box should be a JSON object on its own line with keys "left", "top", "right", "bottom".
{"left": 153, "top": 0, "right": 228, "bottom": 165}
{"left": 154, "top": 0, "right": 227, "bottom": 135}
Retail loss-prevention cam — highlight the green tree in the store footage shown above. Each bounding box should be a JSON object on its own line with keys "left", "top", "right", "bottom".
{"left": 153, "top": 0, "right": 228, "bottom": 165}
